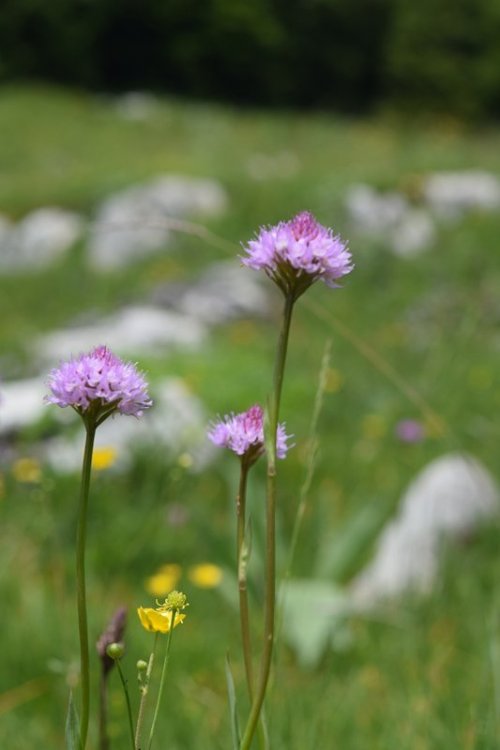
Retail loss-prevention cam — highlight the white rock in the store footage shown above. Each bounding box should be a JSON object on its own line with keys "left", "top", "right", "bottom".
{"left": 88, "top": 175, "right": 228, "bottom": 270}
{"left": 114, "top": 92, "right": 158, "bottom": 121}
{"left": 153, "top": 261, "right": 270, "bottom": 324}
{"left": 36, "top": 306, "right": 206, "bottom": 362}
{"left": 423, "top": 171, "right": 500, "bottom": 220}
{"left": 389, "top": 209, "right": 436, "bottom": 258}
{"left": 349, "top": 454, "right": 499, "bottom": 608}
{"left": 0, "top": 377, "right": 47, "bottom": 433}
{"left": 0, "top": 208, "right": 84, "bottom": 273}
{"left": 345, "top": 184, "right": 409, "bottom": 234}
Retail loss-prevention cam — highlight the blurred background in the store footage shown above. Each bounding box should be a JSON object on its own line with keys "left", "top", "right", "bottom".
{"left": 1, "top": 1, "right": 500, "bottom": 748}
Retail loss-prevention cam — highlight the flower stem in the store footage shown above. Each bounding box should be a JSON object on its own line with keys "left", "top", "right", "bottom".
{"left": 237, "top": 463, "right": 254, "bottom": 698}
{"left": 239, "top": 294, "right": 294, "bottom": 750}
{"left": 147, "top": 614, "right": 177, "bottom": 750}
{"left": 76, "top": 422, "right": 96, "bottom": 749}
{"left": 237, "top": 464, "right": 270, "bottom": 750}
{"left": 135, "top": 635, "right": 158, "bottom": 750}
{"left": 116, "top": 660, "right": 136, "bottom": 750}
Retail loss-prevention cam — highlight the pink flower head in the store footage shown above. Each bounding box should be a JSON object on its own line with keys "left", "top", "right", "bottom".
{"left": 395, "top": 419, "right": 425, "bottom": 444}
{"left": 46, "top": 345, "right": 152, "bottom": 422}
{"left": 242, "top": 211, "right": 353, "bottom": 300}
{"left": 208, "top": 404, "right": 291, "bottom": 466}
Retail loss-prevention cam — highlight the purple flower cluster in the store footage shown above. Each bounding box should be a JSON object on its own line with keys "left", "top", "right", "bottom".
{"left": 242, "top": 211, "right": 353, "bottom": 299}
{"left": 208, "top": 404, "right": 291, "bottom": 465}
{"left": 46, "top": 345, "right": 152, "bottom": 420}
{"left": 395, "top": 419, "right": 425, "bottom": 444}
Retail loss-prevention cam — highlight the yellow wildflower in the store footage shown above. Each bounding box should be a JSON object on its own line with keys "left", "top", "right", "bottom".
{"left": 137, "top": 607, "right": 186, "bottom": 633}
{"left": 145, "top": 564, "right": 182, "bottom": 597}
{"left": 12, "top": 457, "right": 42, "bottom": 484}
{"left": 188, "top": 563, "right": 223, "bottom": 589}
{"left": 92, "top": 446, "right": 118, "bottom": 471}
{"left": 137, "top": 593, "right": 188, "bottom": 633}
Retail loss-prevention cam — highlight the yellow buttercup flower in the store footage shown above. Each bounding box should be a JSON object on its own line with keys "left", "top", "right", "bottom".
{"left": 145, "top": 564, "right": 182, "bottom": 597}
{"left": 137, "top": 607, "right": 186, "bottom": 633}
{"left": 12, "top": 457, "right": 42, "bottom": 484}
{"left": 188, "top": 563, "right": 223, "bottom": 589}
{"left": 92, "top": 446, "right": 118, "bottom": 471}
{"left": 137, "top": 593, "right": 188, "bottom": 634}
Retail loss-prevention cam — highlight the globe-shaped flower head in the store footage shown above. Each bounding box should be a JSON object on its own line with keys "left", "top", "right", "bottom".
{"left": 242, "top": 211, "right": 353, "bottom": 301}
{"left": 208, "top": 404, "right": 291, "bottom": 468}
{"left": 46, "top": 345, "right": 152, "bottom": 426}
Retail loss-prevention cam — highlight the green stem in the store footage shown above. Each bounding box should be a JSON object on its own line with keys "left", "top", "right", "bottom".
{"left": 237, "top": 464, "right": 270, "bottom": 750}
{"left": 116, "top": 660, "right": 136, "bottom": 750}
{"left": 135, "top": 635, "right": 158, "bottom": 750}
{"left": 147, "top": 615, "right": 177, "bottom": 750}
{"left": 239, "top": 294, "right": 295, "bottom": 750}
{"left": 237, "top": 464, "right": 254, "bottom": 698}
{"left": 76, "top": 422, "right": 96, "bottom": 749}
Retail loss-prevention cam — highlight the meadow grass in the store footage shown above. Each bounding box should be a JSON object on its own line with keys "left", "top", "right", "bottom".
{"left": 0, "top": 85, "right": 499, "bottom": 748}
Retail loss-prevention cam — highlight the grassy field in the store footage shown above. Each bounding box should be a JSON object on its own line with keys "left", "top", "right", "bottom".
{"left": 1, "top": 85, "right": 499, "bottom": 749}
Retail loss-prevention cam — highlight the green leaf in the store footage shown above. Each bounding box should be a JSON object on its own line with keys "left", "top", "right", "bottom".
{"left": 315, "top": 500, "right": 390, "bottom": 581}
{"left": 281, "top": 579, "right": 349, "bottom": 668}
{"left": 65, "top": 691, "right": 82, "bottom": 750}
{"left": 224, "top": 654, "right": 241, "bottom": 750}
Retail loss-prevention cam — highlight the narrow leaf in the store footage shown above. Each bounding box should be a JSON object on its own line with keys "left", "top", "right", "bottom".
{"left": 65, "top": 691, "right": 82, "bottom": 750}
{"left": 224, "top": 654, "right": 241, "bottom": 750}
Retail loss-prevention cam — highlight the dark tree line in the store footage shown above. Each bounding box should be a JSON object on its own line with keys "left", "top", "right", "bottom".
{"left": 1, "top": 0, "right": 500, "bottom": 119}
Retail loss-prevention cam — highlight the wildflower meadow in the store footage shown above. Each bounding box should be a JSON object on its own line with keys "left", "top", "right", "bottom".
{"left": 1, "top": 86, "right": 499, "bottom": 749}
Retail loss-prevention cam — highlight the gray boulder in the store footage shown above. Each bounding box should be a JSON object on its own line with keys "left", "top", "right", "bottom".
{"left": 349, "top": 453, "right": 499, "bottom": 609}
{"left": 36, "top": 305, "right": 206, "bottom": 362}
{"left": 0, "top": 208, "right": 84, "bottom": 273}
{"left": 88, "top": 175, "right": 228, "bottom": 270}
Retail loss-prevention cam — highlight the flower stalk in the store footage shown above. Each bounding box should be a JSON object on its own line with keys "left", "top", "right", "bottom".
{"left": 76, "top": 421, "right": 97, "bottom": 749}
{"left": 135, "top": 637, "right": 158, "bottom": 750}
{"left": 237, "top": 462, "right": 254, "bottom": 699}
{"left": 146, "top": 611, "right": 177, "bottom": 750}
{"left": 115, "top": 658, "right": 136, "bottom": 750}
{"left": 239, "top": 293, "right": 295, "bottom": 750}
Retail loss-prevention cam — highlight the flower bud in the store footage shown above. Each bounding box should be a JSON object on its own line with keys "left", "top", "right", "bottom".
{"left": 165, "top": 590, "right": 188, "bottom": 611}
{"left": 136, "top": 659, "right": 148, "bottom": 672}
{"left": 106, "top": 642, "right": 124, "bottom": 660}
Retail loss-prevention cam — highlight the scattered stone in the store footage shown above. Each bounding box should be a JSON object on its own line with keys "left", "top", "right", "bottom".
{"left": 0, "top": 208, "right": 84, "bottom": 273}
{"left": 114, "top": 92, "right": 159, "bottom": 121}
{"left": 349, "top": 453, "right": 499, "bottom": 609}
{"left": 151, "top": 261, "right": 270, "bottom": 324}
{"left": 345, "top": 185, "right": 435, "bottom": 258}
{"left": 389, "top": 208, "right": 436, "bottom": 258}
{"left": 36, "top": 306, "right": 207, "bottom": 362}
{"left": 88, "top": 175, "right": 228, "bottom": 271}
{"left": 0, "top": 378, "right": 47, "bottom": 434}
{"left": 423, "top": 170, "right": 500, "bottom": 220}
{"left": 345, "top": 184, "right": 408, "bottom": 234}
